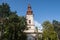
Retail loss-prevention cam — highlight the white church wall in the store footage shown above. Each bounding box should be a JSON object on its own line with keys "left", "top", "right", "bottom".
{"left": 26, "top": 15, "right": 34, "bottom": 25}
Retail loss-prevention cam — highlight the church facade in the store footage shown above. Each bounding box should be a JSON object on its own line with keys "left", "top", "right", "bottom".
{"left": 24, "top": 4, "right": 42, "bottom": 40}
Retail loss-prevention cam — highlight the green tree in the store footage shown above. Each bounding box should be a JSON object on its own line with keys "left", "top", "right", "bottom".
{"left": 42, "top": 21, "right": 58, "bottom": 40}
{"left": 0, "top": 3, "right": 10, "bottom": 40}
{"left": 35, "top": 27, "right": 39, "bottom": 40}
{"left": 0, "top": 3, "right": 27, "bottom": 40}
{"left": 35, "top": 27, "right": 42, "bottom": 40}
{"left": 53, "top": 20, "right": 60, "bottom": 40}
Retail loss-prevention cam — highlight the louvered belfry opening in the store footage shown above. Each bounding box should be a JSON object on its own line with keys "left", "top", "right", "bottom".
{"left": 27, "top": 4, "right": 33, "bottom": 15}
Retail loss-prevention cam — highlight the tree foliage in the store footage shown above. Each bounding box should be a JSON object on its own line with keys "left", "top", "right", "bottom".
{"left": 0, "top": 3, "right": 27, "bottom": 40}
{"left": 42, "top": 21, "right": 58, "bottom": 40}
{"left": 53, "top": 20, "right": 60, "bottom": 40}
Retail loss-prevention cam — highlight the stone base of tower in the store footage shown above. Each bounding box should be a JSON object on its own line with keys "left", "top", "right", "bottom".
{"left": 27, "top": 34, "right": 36, "bottom": 40}
{"left": 25, "top": 32, "right": 42, "bottom": 40}
{"left": 24, "top": 29, "right": 42, "bottom": 40}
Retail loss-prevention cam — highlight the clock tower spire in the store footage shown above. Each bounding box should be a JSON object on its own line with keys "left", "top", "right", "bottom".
{"left": 26, "top": 4, "right": 35, "bottom": 30}
{"left": 24, "top": 4, "right": 42, "bottom": 40}
{"left": 26, "top": 4, "right": 33, "bottom": 15}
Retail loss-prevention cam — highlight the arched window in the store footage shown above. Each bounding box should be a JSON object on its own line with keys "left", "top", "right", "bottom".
{"left": 29, "top": 20, "right": 31, "bottom": 23}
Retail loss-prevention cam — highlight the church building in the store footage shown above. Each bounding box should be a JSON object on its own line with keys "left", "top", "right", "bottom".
{"left": 24, "top": 4, "right": 42, "bottom": 40}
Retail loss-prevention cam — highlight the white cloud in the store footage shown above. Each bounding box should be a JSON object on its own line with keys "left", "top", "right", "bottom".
{"left": 34, "top": 21, "right": 42, "bottom": 31}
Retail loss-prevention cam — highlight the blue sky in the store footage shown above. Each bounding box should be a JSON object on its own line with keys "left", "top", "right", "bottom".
{"left": 0, "top": 0, "right": 60, "bottom": 24}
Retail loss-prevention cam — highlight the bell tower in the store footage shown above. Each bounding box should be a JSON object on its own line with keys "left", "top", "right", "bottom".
{"left": 24, "top": 4, "right": 42, "bottom": 40}
{"left": 26, "top": 4, "right": 35, "bottom": 30}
